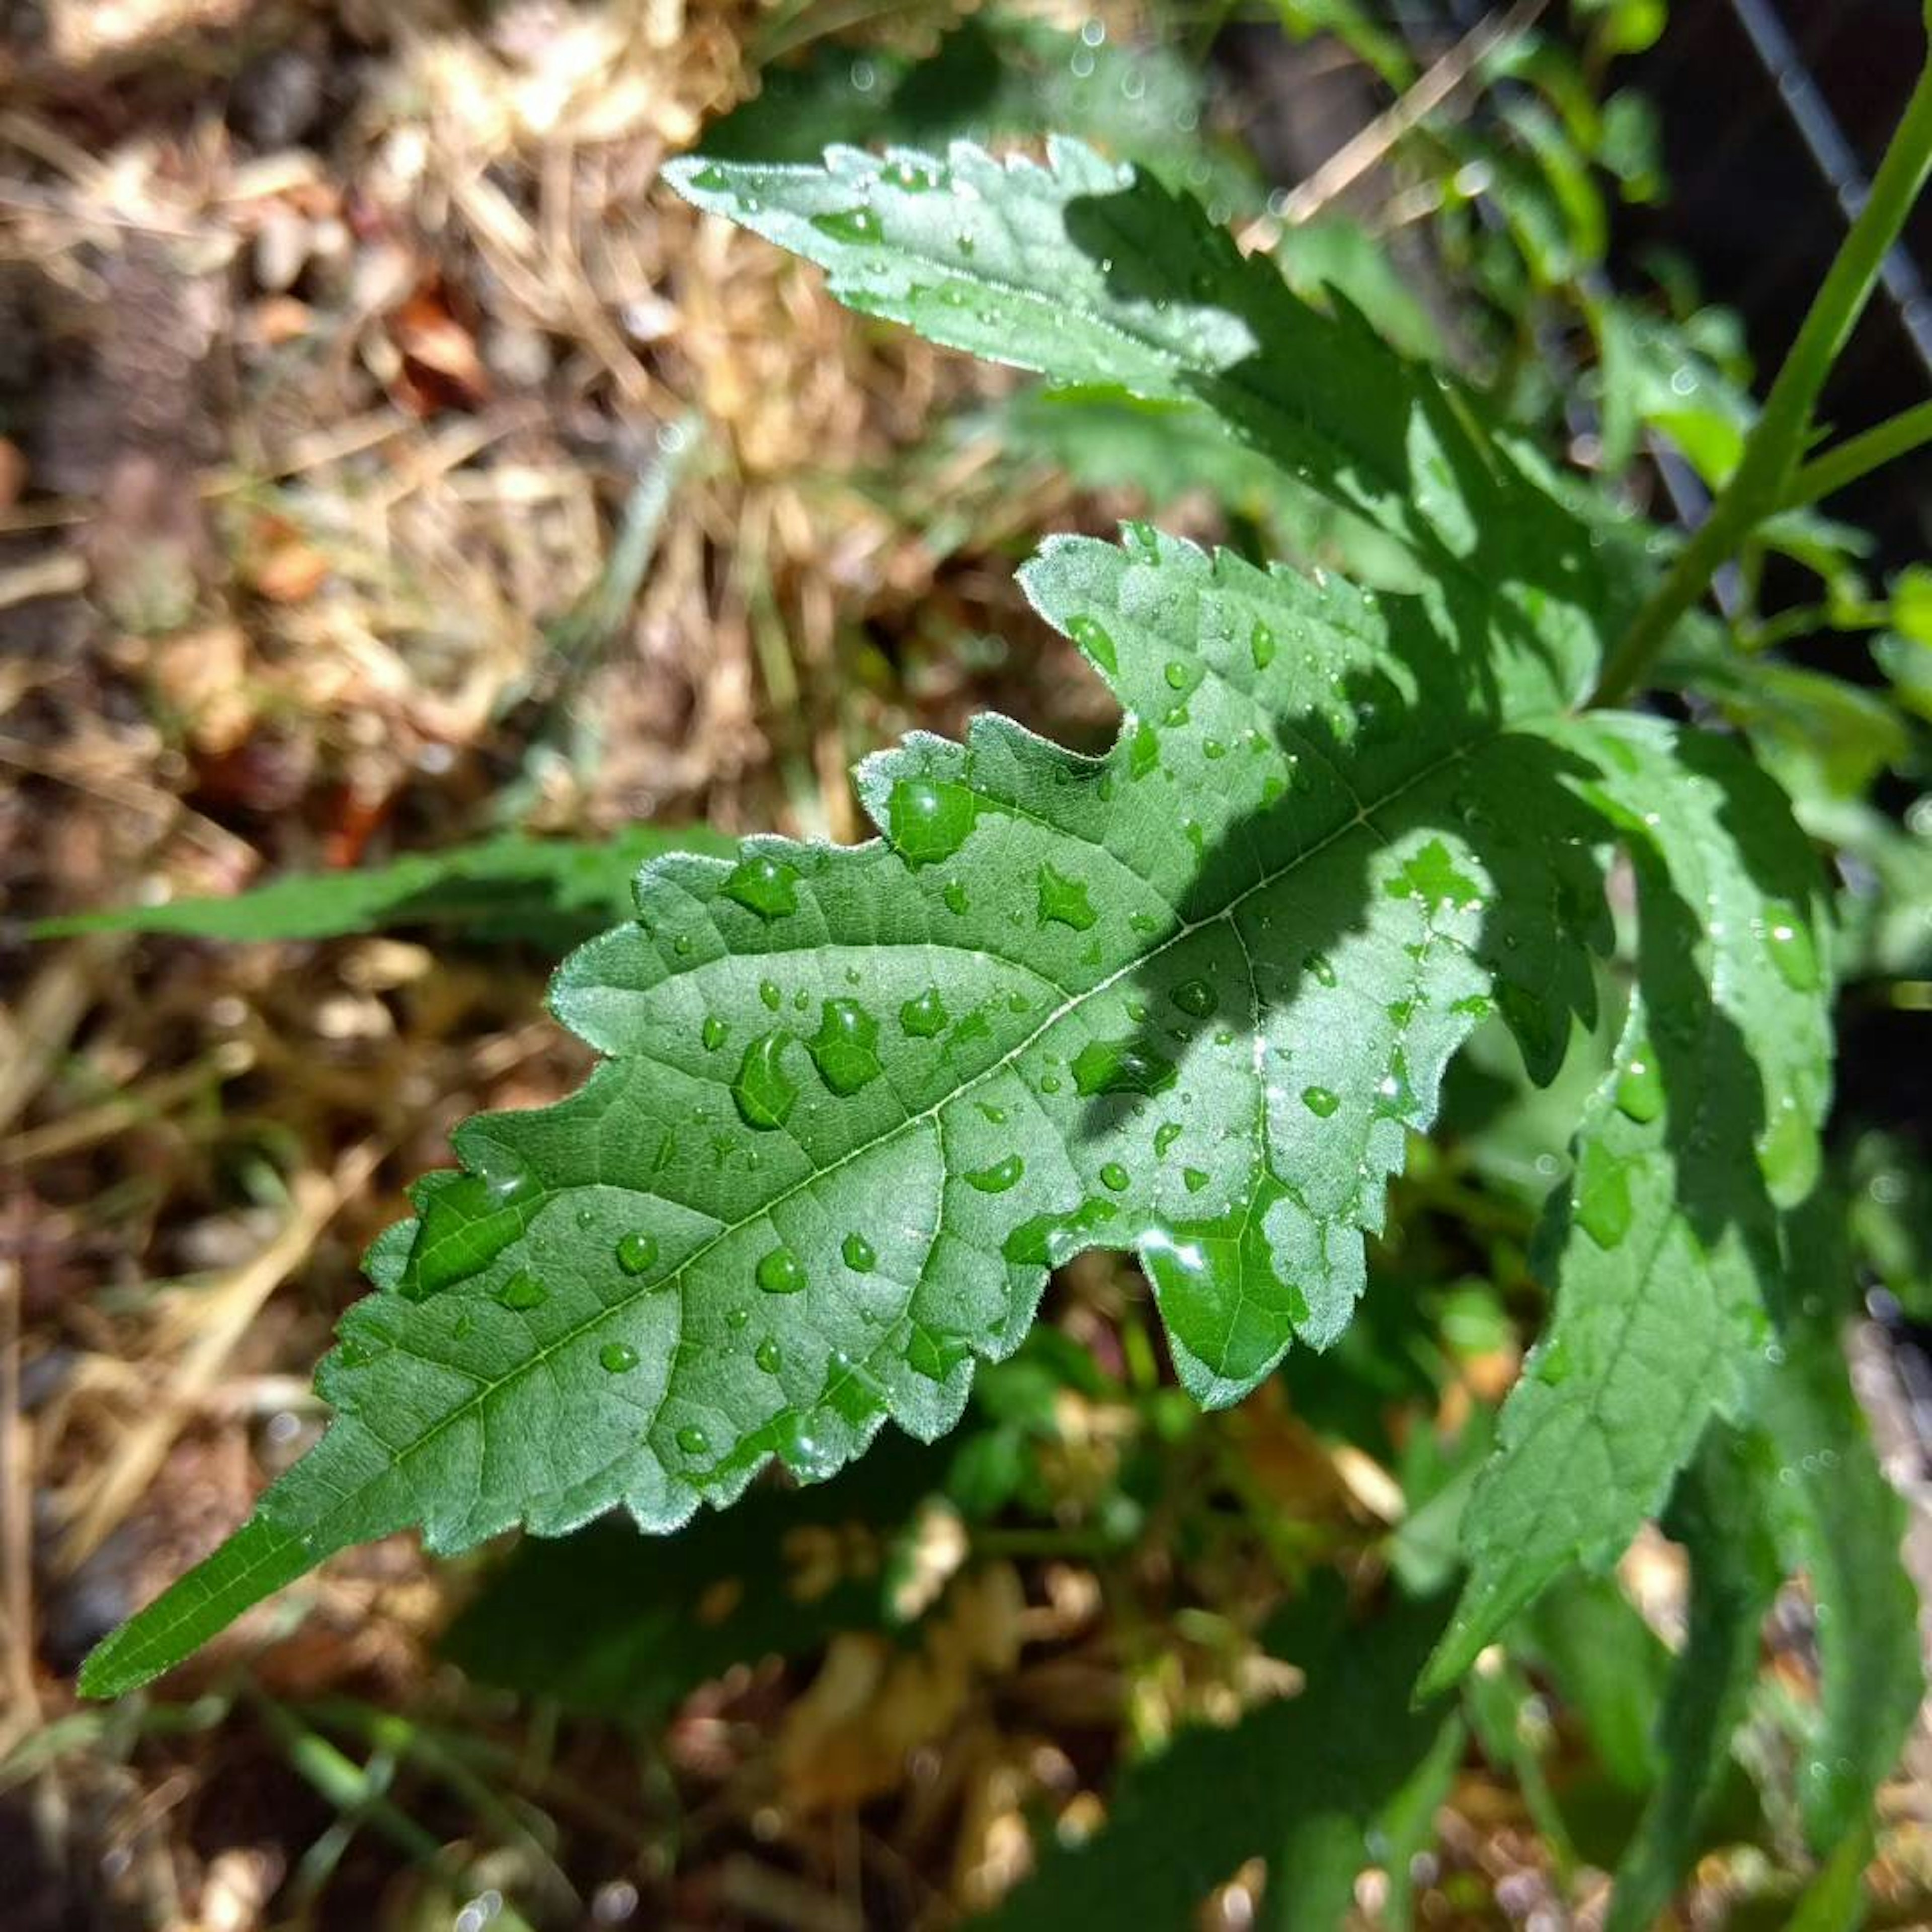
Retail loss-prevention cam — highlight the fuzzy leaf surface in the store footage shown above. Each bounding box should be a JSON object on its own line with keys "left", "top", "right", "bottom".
{"left": 81, "top": 527, "right": 1616, "bottom": 1695}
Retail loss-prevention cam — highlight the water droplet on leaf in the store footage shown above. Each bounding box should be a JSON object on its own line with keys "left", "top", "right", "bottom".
{"left": 808, "top": 997, "right": 882, "bottom": 1095}
{"left": 757, "top": 1246, "right": 806, "bottom": 1294}
{"left": 722, "top": 853, "right": 799, "bottom": 919}
{"left": 733, "top": 1032, "right": 799, "bottom": 1129}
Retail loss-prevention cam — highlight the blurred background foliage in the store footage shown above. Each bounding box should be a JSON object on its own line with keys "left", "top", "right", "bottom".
{"left": 2, "top": 0, "right": 1930, "bottom": 1925}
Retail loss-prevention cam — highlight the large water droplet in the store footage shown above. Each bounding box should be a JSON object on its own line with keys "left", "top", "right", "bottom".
{"left": 721, "top": 853, "right": 800, "bottom": 919}
{"left": 1067, "top": 614, "right": 1119, "bottom": 675}
{"left": 942, "top": 879, "right": 970, "bottom": 916}
{"left": 1036, "top": 863, "right": 1097, "bottom": 930}
{"left": 615, "top": 1231, "right": 660, "bottom": 1276}
{"left": 1615, "top": 1043, "right": 1664, "bottom": 1124}
{"left": 1575, "top": 1141, "right": 1634, "bottom": 1249}
{"left": 842, "top": 1231, "right": 876, "bottom": 1271}
{"left": 1301, "top": 1085, "right": 1340, "bottom": 1118}
{"left": 733, "top": 1032, "right": 799, "bottom": 1129}
{"left": 1154, "top": 1120, "right": 1184, "bottom": 1156}
{"left": 1761, "top": 901, "right": 1820, "bottom": 992}
{"left": 966, "top": 1153, "right": 1024, "bottom": 1193}
{"left": 888, "top": 776, "right": 978, "bottom": 866}
{"left": 1099, "top": 1161, "right": 1131, "bottom": 1191}
{"left": 1071, "top": 1037, "right": 1177, "bottom": 1098}
{"left": 676, "top": 1424, "right": 710, "bottom": 1456}
{"left": 808, "top": 997, "right": 882, "bottom": 1095}
{"left": 478, "top": 1147, "right": 540, "bottom": 1208}
{"left": 600, "top": 1341, "right": 640, "bottom": 1373}
{"left": 701, "top": 1015, "right": 729, "bottom": 1052}
{"left": 1250, "top": 619, "right": 1277, "bottom": 670}
{"left": 756, "top": 1245, "right": 807, "bottom": 1294}
{"left": 901, "top": 987, "right": 949, "bottom": 1037}
{"left": 1305, "top": 951, "right": 1338, "bottom": 989}
{"left": 755, "top": 1337, "right": 783, "bottom": 1375}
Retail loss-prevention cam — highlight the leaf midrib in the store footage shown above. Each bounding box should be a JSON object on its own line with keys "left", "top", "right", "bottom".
{"left": 294, "top": 719, "right": 1522, "bottom": 1552}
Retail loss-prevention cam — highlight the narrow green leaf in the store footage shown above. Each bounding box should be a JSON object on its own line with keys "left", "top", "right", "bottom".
{"left": 83, "top": 527, "right": 1617, "bottom": 1696}
{"left": 35, "top": 827, "right": 729, "bottom": 947}
{"left": 1423, "top": 717, "right": 1833, "bottom": 1691}
{"left": 667, "top": 138, "right": 1629, "bottom": 681}
{"left": 1756, "top": 1190, "right": 1922, "bottom": 1856}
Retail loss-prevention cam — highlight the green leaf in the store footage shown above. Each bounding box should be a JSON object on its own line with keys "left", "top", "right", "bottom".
{"left": 1423, "top": 717, "right": 1833, "bottom": 1691}
{"left": 976, "top": 1581, "right": 1458, "bottom": 1931}
{"left": 667, "top": 138, "right": 1632, "bottom": 680}
{"left": 82, "top": 525, "right": 1621, "bottom": 1697}
{"left": 1520, "top": 1571, "right": 1671, "bottom": 1796}
{"left": 1755, "top": 1190, "right": 1922, "bottom": 1856}
{"left": 1605, "top": 1427, "right": 1781, "bottom": 1932}
{"left": 705, "top": 14, "right": 1256, "bottom": 212}
{"left": 35, "top": 828, "right": 729, "bottom": 948}
{"left": 985, "top": 388, "right": 1426, "bottom": 592}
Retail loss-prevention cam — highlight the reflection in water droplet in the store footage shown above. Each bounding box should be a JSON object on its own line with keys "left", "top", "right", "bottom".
{"left": 757, "top": 1246, "right": 807, "bottom": 1294}
{"left": 966, "top": 1153, "right": 1024, "bottom": 1193}
{"left": 842, "top": 1231, "right": 877, "bottom": 1271}
{"left": 1183, "top": 1167, "right": 1210, "bottom": 1191}
{"left": 676, "top": 1424, "right": 710, "bottom": 1456}
{"left": 888, "top": 776, "right": 978, "bottom": 865}
{"left": 599, "top": 1341, "right": 640, "bottom": 1373}
{"left": 901, "top": 987, "right": 949, "bottom": 1037}
{"left": 726, "top": 1306, "right": 750, "bottom": 1330}
{"left": 943, "top": 879, "right": 971, "bottom": 916}
{"left": 1250, "top": 619, "right": 1277, "bottom": 670}
{"left": 755, "top": 1337, "right": 783, "bottom": 1374}
{"left": 1305, "top": 951, "right": 1338, "bottom": 989}
{"left": 1154, "top": 1120, "right": 1184, "bottom": 1156}
{"left": 721, "top": 853, "right": 800, "bottom": 919}
{"left": 1301, "top": 1085, "right": 1340, "bottom": 1118}
{"left": 1170, "top": 978, "right": 1216, "bottom": 1017}
{"left": 733, "top": 1032, "right": 799, "bottom": 1129}
{"left": 702, "top": 1015, "right": 729, "bottom": 1052}
{"left": 759, "top": 980, "right": 782, "bottom": 1011}
{"left": 615, "top": 1231, "right": 660, "bottom": 1276}
{"left": 497, "top": 1270, "right": 547, "bottom": 1310}
{"left": 1099, "top": 1161, "right": 1131, "bottom": 1191}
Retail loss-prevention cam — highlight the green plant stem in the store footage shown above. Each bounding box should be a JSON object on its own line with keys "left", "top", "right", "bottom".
{"left": 1593, "top": 51, "right": 1932, "bottom": 707}
{"left": 1779, "top": 398, "right": 1932, "bottom": 511}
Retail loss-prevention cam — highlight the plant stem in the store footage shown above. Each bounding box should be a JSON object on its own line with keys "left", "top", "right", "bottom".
{"left": 1592, "top": 50, "right": 1932, "bottom": 707}
{"left": 1779, "top": 397, "right": 1932, "bottom": 511}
